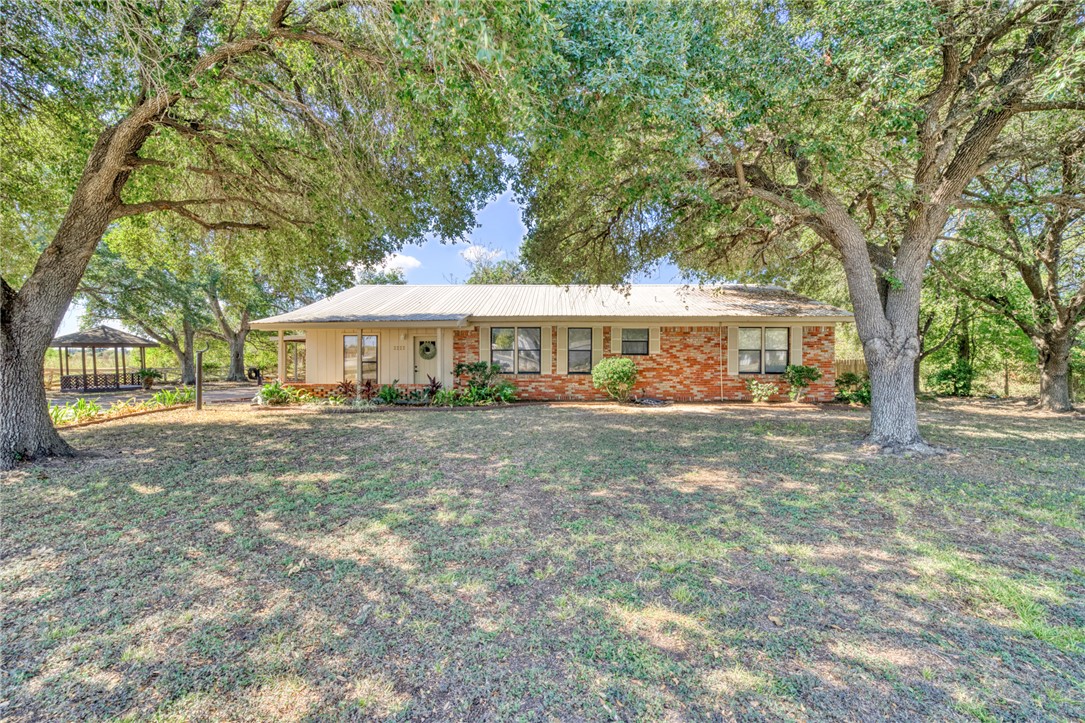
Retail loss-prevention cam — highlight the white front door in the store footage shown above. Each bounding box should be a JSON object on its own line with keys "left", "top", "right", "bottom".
{"left": 413, "top": 337, "right": 438, "bottom": 384}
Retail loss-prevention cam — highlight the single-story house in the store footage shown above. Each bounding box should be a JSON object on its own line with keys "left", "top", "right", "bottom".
{"left": 250, "top": 284, "right": 853, "bottom": 402}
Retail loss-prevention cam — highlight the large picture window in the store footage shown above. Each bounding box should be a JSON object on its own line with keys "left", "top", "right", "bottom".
{"left": 361, "top": 334, "right": 378, "bottom": 382}
{"left": 621, "top": 328, "right": 649, "bottom": 355}
{"left": 568, "top": 328, "right": 592, "bottom": 374}
{"left": 739, "top": 327, "right": 789, "bottom": 374}
{"left": 343, "top": 334, "right": 358, "bottom": 382}
{"left": 491, "top": 327, "right": 542, "bottom": 374}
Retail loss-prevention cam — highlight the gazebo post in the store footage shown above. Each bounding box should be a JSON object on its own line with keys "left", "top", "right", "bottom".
{"left": 113, "top": 346, "right": 120, "bottom": 389}
{"left": 91, "top": 345, "right": 98, "bottom": 389}
{"left": 121, "top": 345, "right": 127, "bottom": 383}
{"left": 81, "top": 347, "right": 88, "bottom": 391}
{"left": 140, "top": 347, "right": 146, "bottom": 370}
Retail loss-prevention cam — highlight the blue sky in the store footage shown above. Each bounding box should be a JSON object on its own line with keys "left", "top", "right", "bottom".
{"left": 369, "top": 189, "right": 682, "bottom": 284}
{"left": 58, "top": 190, "right": 682, "bottom": 334}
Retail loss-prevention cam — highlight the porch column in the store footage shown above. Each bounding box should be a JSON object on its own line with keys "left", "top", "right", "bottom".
{"left": 277, "top": 330, "right": 286, "bottom": 382}
{"left": 434, "top": 325, "right": 447, "bottom": 388}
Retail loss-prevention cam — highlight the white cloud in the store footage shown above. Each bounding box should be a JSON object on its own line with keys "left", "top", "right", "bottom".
{"left": 459, "top": 245, "right": 503, "bottom": 265}
{"left": 379, "top": 253, "right": 422, "bottom": 272}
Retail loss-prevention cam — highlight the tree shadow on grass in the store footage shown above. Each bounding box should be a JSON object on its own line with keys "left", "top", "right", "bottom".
{"left": 1, "top": 402, "right": 1082, "bottom": 720}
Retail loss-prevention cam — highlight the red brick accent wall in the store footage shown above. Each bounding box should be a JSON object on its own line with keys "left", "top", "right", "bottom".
{"left": 452, "top": 324, "right": 840, "bottom": 402}
{"left": 801, "top": 325, "right": 836, "bottom": 402}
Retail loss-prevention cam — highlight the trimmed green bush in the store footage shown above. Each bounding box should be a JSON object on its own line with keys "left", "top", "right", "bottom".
{"left": 834, "top": 372, "right": 871, "bottom": 405}
{"left": 783, "top": 364, "right": 823, "bottom": 402}
{"left": 592, "top": 357, "right": 638, "bottom": 402}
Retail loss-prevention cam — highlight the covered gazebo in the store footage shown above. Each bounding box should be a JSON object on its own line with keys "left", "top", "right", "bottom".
{"left": 51, "top": 325, "right": 158, "bottom": 392}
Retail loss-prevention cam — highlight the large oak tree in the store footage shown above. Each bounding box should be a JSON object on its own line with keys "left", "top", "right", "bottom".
{"left": 937, "top": 120, "right": 1085, "bottom": 410}
{"left": 517, "top": 0, "right": 1083, "bottom": 450}
{"left": 0, "top": 0, "right": 549, "bottom": 468}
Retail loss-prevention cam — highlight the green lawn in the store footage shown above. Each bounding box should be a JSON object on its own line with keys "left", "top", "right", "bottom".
{"left": 2, "top": 401, "right": 1083, "bottom": 721}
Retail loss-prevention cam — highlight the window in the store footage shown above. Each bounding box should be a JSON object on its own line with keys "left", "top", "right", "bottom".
{"left": 285, "top": 340, "right": 305, "bottom": 382}
{"left": 361, "top": 334, "right": 378, "bottom": 382}
{"left": 621, "top": 328, "right": 649, "bottom": 355}
{"left": 491, "top": 326, "right": 542, "bottom": 374}
{"left": 343, "top": 334, "right": 358, "bottom": 382}
{"left": 739, "top": 327, "right": 789, "bottom": 374}
{"left": 568, "top": 328, "right": 592, "bottom": 374}
{"left": 764, "top": 328, "right": 789, "bottom": 374}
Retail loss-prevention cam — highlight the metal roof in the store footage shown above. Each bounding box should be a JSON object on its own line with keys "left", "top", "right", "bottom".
{"left": 51, "top": 325, "right": 159, "bottom": 348}
{"left": 252, "top": 284, "right": 852, "bottom": 328}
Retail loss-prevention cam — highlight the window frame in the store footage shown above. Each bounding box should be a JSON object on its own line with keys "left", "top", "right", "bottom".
{"left": 620, "top": 327, "right": 650, "bottom": 356}
{"left": 360, "top": 334, "right": 378, "bottom": 383}
{"left": 567, "top": 327, "right": 593, "bottom": 375}
{"left": 738, "top": 326, "right": 790, "bottom": 375}
{"left": 343, "top": 334, "right": 359, "bottom": 382}
{"left": 491, "top": 326, "right": 543, "bottom": 375}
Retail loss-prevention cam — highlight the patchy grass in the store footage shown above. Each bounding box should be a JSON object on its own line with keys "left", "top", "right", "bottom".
{"left": 1, "top": 400, "right": 1083, "bottom": 721}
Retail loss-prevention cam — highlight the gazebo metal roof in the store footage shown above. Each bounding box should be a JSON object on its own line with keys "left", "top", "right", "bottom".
{"left": 51, "top": 325, "right": 158, "bottom": 348}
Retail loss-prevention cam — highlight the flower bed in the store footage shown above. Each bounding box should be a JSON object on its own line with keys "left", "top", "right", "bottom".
{"left": 51, "top": 387, "right": 197, "bottom": 428}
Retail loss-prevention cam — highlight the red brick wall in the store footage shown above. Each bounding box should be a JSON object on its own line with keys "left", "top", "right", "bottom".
{"left": 452, "top": 325, "right": 839, "bottom": 402}
{"left": 802, "top": 325, "right": 837, "bottom": 402}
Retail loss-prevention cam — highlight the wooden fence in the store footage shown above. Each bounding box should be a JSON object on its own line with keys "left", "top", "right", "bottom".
{"left": 834, "top": 358, "right": 867, "bottom": 377}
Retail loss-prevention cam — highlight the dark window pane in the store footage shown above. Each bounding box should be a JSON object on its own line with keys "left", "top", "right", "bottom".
{"left": 569, "top": 349, "right": 592, "bottom": 374}
{"left": 361, "top": 362, "right": 378, "bottom": 382}
{"left": 491, "top": 327, "right": 514, "bottom": 351}
{"left": 739, "top": 350, "right": 761, "bottom": 374}
{"left": 765, "top": 350, "right": 788, "bottom": 374}
{"left": 569, "top": 328, "right": 592, "bottom": 351}
{"left": 343, "top": 334, "right": 358, "bottom": 382}
{"left": 492, "top": 350, "right": 515, "bottom": 372}
{"left": 518, "top": 349, "right": 541, "bottom": 373}
{"left": 738, "top": 327, "right": 761, "bottom": 351}
{"left": 518, "top": 327, "right": 541, "bottom": 350}
{"left": 621, "top": 340, "right": 649, "bottom": 355}
{"left": 765, "top": 328, "right": 789, "bottom": 351}
{"left": 622, "top": 328, "right": 649, "bottom": 342}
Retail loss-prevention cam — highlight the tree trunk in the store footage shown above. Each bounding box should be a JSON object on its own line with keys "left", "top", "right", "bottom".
{"left": 179, "top": 321, "right": 197, "bottom": 385}
{"left": 207, "top": 292, "right": 250, "bottom": 382}
{"left": 0, "top": 319, "right": 75, "bottom": 466}
{"left": 225, "top": 329, "right": 248, "bottom": 381}
{"left": 1036, "top": 331, "right": 1073, "bottom": 412}
{"left": 866, "top": 343, "right": 924, "bottom": 450}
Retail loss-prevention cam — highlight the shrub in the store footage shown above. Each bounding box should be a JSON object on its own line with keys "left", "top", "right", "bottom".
{"left": 452, "top": 362, "right": 516, "bottom": 405}
{"left": 592, "top": 357, "right": 638, "bottom": 402}
{"left": 834, "top": 372, "right": 871, "bottom": 405}
{"left": 744, "top": 378, "right": 779, "bottom": 403}
{"left": 333, "top": 379, "right": 357, "bottom": 399}
{"left": 424, "top": 375, "right": 443, "bottom": 399}
{"left": 489, "top": 380, "right": 517, "bottom": 404}
{"left": 376, "top": 382, "right": 402, "bottom": 404}
{"left": 431, "top": 388, "right": 458, "bottom": 407}
{"left": 927, "top": 360, "right": 975, "bottom": 397}
{"left": 358, "top": 379, "right": 377, "bottom": 402}
{"left": 783, "top": 364, "right": 823, "bottom": 402}
{"left": 255, "top": 381, "right": 292, "bottom": 405}
{"left": 454, "top": 362, "right": 503, "bottom": 389}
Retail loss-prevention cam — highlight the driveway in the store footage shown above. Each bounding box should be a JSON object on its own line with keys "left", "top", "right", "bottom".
{"left": 47, "top": 381, "right": 257, "bottom": 407}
